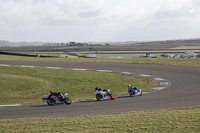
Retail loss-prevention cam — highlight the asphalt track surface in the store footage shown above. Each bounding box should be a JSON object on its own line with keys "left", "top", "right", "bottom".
{"left": 0, "top": 60, "right": 200, "bottom": 120}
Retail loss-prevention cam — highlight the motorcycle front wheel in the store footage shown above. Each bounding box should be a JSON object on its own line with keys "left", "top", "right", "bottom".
{"left": 110, "top": 93, "right": 115, "bottom": 100}
{"left": 64, "top": 97, "right": 72, "bottom": 105}
{"left": 140, "top": 91, "right": 143, "bottom": 96}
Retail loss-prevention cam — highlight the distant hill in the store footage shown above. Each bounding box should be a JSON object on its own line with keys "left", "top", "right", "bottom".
{"left": 1, "top": 38, "right": 200, "bottom": 51}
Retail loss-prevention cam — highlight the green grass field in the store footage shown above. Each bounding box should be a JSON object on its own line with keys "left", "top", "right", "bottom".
{"left": 70, "top": 50, "right": 200, "bottom": 57}
{"left": 75, "top": 50, "right": 200, "bottom": 54}
{"left": 0, "top": 66, "right": 157, "bottom": 105}
{"left": 0, "top": 54, "right": 199, "bottom": 132}
{"left": 1, "top": 54, "right": 200, "bottom": 66}
{"left": 0, "top": 107, "right": 199, "bottom": 132}
{"left": 2, "top": 51, "right": 78, "bottom": 58}
{"left": 172, "top": 46, "right": 200, "bottom": 49}
{"left": 2, "top": 49, "right": 200, "bottom": 58}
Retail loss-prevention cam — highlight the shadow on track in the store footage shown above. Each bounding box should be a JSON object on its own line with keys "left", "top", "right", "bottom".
{"left": 30, "top": 104, "right": 49, "bottom": 108}
{"left": 77, "top": 99, "right": 99, "bottom": 103}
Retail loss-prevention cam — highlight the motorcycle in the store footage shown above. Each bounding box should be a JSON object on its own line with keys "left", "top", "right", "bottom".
{"left": 95, "top": 88, "right": 115, "bottom": 101}
{"left": 42, "top": 92, "right": 72, "bottom": 106}
{"left": 128, "top": 85, "right": 142, "bottom": 96}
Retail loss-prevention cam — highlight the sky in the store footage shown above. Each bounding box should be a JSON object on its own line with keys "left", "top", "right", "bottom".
{"left": 0, "top": 0, "right": 200, "bottom": 42}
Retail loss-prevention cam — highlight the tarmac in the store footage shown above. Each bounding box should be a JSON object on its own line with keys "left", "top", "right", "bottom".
{"left": 0, "top": 60, "right": 200, "bottom": 120}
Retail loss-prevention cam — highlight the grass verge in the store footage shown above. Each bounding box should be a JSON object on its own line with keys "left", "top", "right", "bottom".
{"left": 0, "top": 66, "right": 157, "bottom": 105}
{"left": 0, "top": 107, "right": 199, "bottom": 132}
{"left": 1, "top": 55, "right": 200, "bottom": 66}
{"left": 172, "top": 46, "right": 200, "bottom": 49}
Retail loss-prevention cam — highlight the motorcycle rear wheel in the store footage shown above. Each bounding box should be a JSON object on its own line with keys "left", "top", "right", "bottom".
{"left": 47, "top": 98, "right": 55, "bottom": 106}
{"left": 96, "top": 94, "right": 103, "bottom": 101}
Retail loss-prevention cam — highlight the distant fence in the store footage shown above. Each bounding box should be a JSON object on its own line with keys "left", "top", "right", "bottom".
{"left": 0, "top": 51, "right": 56, "bottom": 58}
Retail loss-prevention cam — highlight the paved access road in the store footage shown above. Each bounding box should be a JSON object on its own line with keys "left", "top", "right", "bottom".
{"left": 0, "top": 60, "right": 200, "bottom": 120}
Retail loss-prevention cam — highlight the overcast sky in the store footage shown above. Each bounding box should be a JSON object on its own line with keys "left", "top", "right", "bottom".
{"left": 0, "top": 0, "right": 200, "bottom": 42}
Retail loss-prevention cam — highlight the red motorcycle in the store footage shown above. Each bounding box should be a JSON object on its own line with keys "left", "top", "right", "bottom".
{"left": 43, "top": 92, "right": 72, "bottom": 106}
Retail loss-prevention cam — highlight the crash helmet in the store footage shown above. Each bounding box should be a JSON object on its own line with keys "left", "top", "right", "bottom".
{"left": 98, "top": 88, "right": 103, "bottom": 91}
{"left": 103, "top": 89, "right": 107, "bottom": 92}
{"left": 50, "top": 90, "right": 54, "bottom": 94}
{"left": 95, "top": 87, "right": 98, "bottom": 91}
{"left": 127, "top": 85, "right": 131, "bottom": 87}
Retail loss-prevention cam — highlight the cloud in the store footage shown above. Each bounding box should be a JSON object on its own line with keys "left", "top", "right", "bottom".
{"left": 0, "top": 0, "right": 200, "bottom": 41}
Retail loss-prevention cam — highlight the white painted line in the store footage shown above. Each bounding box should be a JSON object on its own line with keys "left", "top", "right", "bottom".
{"left": 121, "top": 72, "right": 132, "bottom": 74}
{"left": 153, "top": 78, "right": 165, "bottom": 81}
{"left": 139, "top": 74, "right": 152, "bottom": 77}
{"left": 104, "top": 70, "right": 113, "bottom": 73}
{"left": 46, "top": 67, "right": 61, "bottom": 69}
{"left": 0, "top": 104, "right": 21, "bottom": 107}
{"left": 0, "top": 64, "right": 10, "bottom": 66}
{"left": 71, "top": 68, "right": 88, "bottom": 71}
{"left": 96, "top": 70, "right": 111, "bottom": 72}
{"left": 152, "top": 87, "right": 165, "bottom": 90}
{"left": 159, "top": 82, "right": 169, "bottom": 85}
{"left": 20, "top": 66, "right": 35, "bottom": 68}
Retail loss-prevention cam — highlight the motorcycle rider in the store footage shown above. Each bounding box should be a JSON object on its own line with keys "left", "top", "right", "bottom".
{"left": 49, "top": 90, "right": 64, "bottom": 101}
{"left": 127, "top": 85, "right": 132, "bottom": 91}
{"left": 95, "top": 87, "right": 110, "bottom": 98}
{"left": 127, "top": 85, "right": 139, "bottom": 91}
{"left": 95, "top": 87, "right": 99, "bottom": 91}
{"left": 95, "top": 87, "right": 103, "bottom": 92}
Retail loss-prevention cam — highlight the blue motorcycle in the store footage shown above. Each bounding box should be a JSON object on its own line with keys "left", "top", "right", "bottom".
{"left": 127, "top": 85, "right": 142, "bottom": 97}
{"left": 95, "top": 88, "right": 115, "bottom": 101}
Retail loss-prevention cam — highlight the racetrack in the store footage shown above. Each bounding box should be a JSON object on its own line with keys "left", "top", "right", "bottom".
{"left": 0, "top": 60, "right": 200, "bottom": 120}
